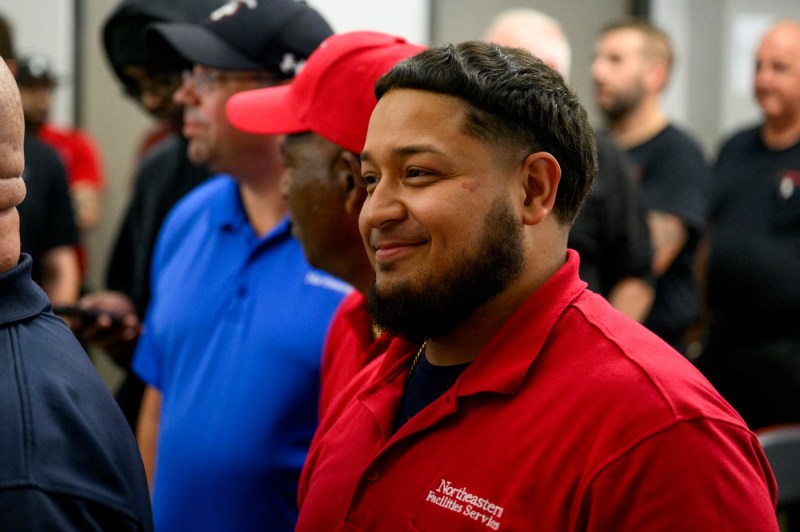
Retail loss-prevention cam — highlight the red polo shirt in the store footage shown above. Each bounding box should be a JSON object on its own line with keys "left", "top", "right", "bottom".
{"left": 319, "top": 291, "right": 392, "bottom": 417}
{"left": 298, "top": 251, "right": 777, "bottom": 531}
{"left": 39, "top": 124, "right": 104, "bottom": 188}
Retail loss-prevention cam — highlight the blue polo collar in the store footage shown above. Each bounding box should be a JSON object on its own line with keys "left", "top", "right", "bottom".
{"left": 0, "top": 254, "right": 50, "bottom": 325}
{"left": 209, "top": 174, "right": 292, "bottom": 241}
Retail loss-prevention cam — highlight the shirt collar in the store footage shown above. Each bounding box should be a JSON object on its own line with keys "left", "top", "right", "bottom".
{"left": 458, "top": 249, "right": 586, "bottom": 396}
{"left": 209, "top": 174, "right": 249, "bottom": 232}
{"left": 209, "top": 174, "right": 292, "bottom": 240}
{"left": 0, "top": 254, "right": 51, "bottom": 325}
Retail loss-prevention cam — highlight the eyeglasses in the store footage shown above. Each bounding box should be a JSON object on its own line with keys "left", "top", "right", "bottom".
{"left": 123, "top": 71, "right": 181, "bottom": 100}
{"left": 181, "top": 69, "right": 279, "bottom": 95}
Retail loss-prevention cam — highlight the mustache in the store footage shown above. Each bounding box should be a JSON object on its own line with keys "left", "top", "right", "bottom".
{"left": 368, "top": 226, "right": 429, "bottom": 249}
{"left": 183, "top": 108, "right": 209, "bottom": 127}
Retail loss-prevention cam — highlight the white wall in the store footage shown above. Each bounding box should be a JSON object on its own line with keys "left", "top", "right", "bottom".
{"left": 1, "top": 0, "right": 75, "bottom": 126}
{"left": 308, "top": 0, "right": 430, "bottom": 44}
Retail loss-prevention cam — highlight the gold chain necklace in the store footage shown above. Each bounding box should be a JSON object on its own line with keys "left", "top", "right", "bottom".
{"left": 408, "top": 341, "right": 427, "bottom": 376}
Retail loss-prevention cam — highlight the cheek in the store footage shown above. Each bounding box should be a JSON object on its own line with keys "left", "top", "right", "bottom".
{"left": 203, "top": 96, "right": 232, "bottom": 131}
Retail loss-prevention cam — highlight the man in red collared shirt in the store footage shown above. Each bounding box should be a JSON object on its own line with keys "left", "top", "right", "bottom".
{"left": 295, "top": 41, "right": 779, "bottom": 531}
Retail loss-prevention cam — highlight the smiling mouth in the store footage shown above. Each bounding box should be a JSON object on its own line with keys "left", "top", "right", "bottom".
{"left": 373, "top": 241, "right": 423, "bottom": 265}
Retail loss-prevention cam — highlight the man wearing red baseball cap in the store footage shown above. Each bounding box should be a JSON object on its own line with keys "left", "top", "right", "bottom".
{"left": 227, "top": 31, "right": 424, "bottom": 417}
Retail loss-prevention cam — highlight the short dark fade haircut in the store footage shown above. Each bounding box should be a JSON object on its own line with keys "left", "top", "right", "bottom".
{"left": 374, "top": 40, "right": 597, "bottom": 225}
{"left": 600, "top": 19, "right": 674, "bottom": 76}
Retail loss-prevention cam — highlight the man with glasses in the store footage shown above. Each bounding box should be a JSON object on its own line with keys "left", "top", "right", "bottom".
{"left": 73, "top": 0, "right": 217, "bottom": 431}
{"left": 125, "top": 2, "right": 347, "bottom": 530}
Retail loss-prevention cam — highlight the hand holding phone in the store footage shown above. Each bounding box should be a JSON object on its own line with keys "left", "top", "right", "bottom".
{"left": 56, "top": 291, "right": 142, "bottom": 364}
{"left": 52, "top": 305, "right": 123, "bottom": 326}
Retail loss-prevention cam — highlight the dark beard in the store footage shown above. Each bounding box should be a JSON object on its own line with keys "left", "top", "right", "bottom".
{"left": 367, "top": 196, "right": 525, "bottom": 343}
{"left": 599, "top": 83, "right": 645, "bottom": 122}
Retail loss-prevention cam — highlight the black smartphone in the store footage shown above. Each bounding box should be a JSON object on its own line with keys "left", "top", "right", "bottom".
{"left": 51, "top": 305, "right": 122, "bottom": 326}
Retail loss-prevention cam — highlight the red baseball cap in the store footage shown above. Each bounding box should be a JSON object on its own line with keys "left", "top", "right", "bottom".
{"left": 226, "top": 31, "right": 425, "bottom": 154}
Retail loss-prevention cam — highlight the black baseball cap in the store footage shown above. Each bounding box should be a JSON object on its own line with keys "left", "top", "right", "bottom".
{"left": 102, "top": 0, "right": 223, "bottom": 94}
{"left": 146, "top": 0, "right": 334, "bottom": 78}
{"left": 16, "top": 55, "right": 57, "bottom": 87}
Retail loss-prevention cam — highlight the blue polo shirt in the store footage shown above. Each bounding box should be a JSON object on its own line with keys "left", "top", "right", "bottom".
{"left": 133, "top": 175, "right": 349, "bottom": 531}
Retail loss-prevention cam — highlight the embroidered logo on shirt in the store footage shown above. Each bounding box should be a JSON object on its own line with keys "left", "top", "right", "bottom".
{"left": 304, "top": 271, "right": 352, "bottom": 295}
{"left": 778, "top": 169, "right": 800, "bottom": 201}
{"left": 425, "top": 478, "right": 504, "bottom": 530}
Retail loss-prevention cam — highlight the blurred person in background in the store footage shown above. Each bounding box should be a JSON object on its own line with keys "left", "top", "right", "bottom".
{"left": 696, "top": 19, "right": 800, "bottom": 432}
{"left": 16, "top": 53, "right": 105, "bottom": 286}
{"left": 0, "top": 12, "right": 80, "bottom": 306}
{"left": 131, "top": 2, "right": 346, "bottom": 529}
{"left": 71, "top": 0, "right": 216, "bottom": 431}
{"left": 592, "top": 20, "right": 711, "bottom": 354}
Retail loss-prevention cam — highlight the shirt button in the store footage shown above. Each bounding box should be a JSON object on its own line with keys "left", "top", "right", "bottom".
{"left": 366, "top": 468, "right": 379, "bottom": 482}
{"left": 237, "top": 286, "right": 247, "bottom": 297}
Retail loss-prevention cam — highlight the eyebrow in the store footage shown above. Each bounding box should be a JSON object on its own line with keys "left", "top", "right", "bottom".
{"left": 360, "top": 144, "right": 443, "bottom": 163}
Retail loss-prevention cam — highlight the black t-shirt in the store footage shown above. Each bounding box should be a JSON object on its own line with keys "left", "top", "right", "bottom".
{"left": 17, "top": 135, "right": 79, "bottom": 285}
{"left": 0, "top": 255, "right": 153, "bottom": 530}
{"left": 395, "top": 351, "right": 470, "bottom": 431}
{"left": 106, "top": 134, "right": 210, "bottom": 317}
{"left": 626, "top": 124, "right": 710, "bottom": 339}
{"left": 569, "top": 132, "right": 653, "bottom": 296}
{"left": 707, "top": 126, "right": 800, "bottom": 332}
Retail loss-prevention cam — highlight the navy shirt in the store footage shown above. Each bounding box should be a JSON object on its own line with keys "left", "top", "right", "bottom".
{"left": 570, "top": 132, "right": 652, "bottom": 296}
{"left": 707, "top": 126, "right": 800, "bottom": 327}
{"left": 626, "top": 125, "right": 710, "bottom": 344}
{"left": 18, "top": 136, "right": 79, "bottom": 286}
{"left": 0, "top": 255, "right": 153, "bottom": 530}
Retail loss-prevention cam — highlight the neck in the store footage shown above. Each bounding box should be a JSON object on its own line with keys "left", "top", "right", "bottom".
{"left": 239, "top": 178, "right": 287, "bottom": 238}
{"left": 608, "top": 100, "right": 667, "bottom": 148}
{"left": 423, "top": 244, "right": 567, "bottom": 367}
{"left": 761, "top": 117, "right": 800, "bottom": 150}
{"left": 229, "top": 139, "right": 287, "bottom": 237}
{"left": 0, "top": 223, "right": 20, "bottom": 274}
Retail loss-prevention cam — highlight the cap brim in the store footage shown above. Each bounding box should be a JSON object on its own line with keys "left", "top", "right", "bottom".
{"left": 147, "top": 21, "right": 263, "bottom": 71}
{"left": 226, "top": 84, "right": 306, "bottom": 135}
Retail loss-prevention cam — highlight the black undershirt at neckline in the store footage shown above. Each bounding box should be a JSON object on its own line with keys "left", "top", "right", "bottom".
{"left": 394, "top": 352, "right": 470, "bottom": 432}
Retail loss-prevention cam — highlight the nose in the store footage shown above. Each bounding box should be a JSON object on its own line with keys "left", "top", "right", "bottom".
{"left": 174, "top": 76, "right": 199, "bottom": 106}
{"left": 359, "top": 177, "right": 407, "bottom": 232}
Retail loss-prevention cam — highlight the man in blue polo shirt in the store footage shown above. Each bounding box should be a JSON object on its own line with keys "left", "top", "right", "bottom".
{"left": 131, "top": 2, "right": 346, "bottom": 530}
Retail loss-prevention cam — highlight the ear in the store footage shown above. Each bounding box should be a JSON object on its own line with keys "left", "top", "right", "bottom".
{"left": 645, "top": 58, "right": 669, "bottom": 93}
{"left": 521, "top": 152, "right": 561, "bottom": 226}
{"left": 336, "top": 150, "right": 368, "bottom": 216}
